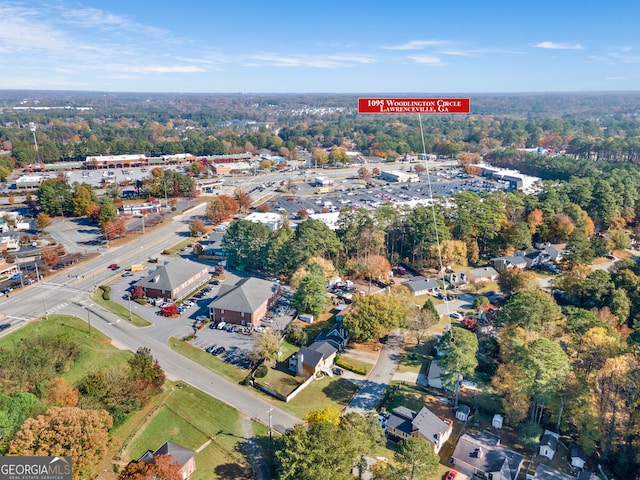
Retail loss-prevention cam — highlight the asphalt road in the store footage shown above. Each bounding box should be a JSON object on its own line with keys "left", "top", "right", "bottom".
{"left": 0, "top": 203, "right": 300, "bottom": 433}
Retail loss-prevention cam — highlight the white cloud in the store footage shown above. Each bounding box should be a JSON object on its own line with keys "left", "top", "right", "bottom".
{"left": 60, "top": 6, "right": 169, "bottom": 37}
{"left": 408, "top": 55, "right": 443, "bottom": 65}
{"left": 247, "top": 53, "right": 375, "bottom": 68}
{"left": 382, "top": 40, "right": 448, "bottom": 51}
{"left": 534, "top": 41, "right": 584, "bottom": 50}
{"left": 440, "top": 50, "right": 474, "bottom": 57}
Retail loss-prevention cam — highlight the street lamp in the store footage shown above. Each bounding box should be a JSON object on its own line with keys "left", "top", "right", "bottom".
{"left": 128, "top": 294, "right": 133, "bottom": 322}
{"left": 267, "top": 408, "right": 273, "bottom": 443}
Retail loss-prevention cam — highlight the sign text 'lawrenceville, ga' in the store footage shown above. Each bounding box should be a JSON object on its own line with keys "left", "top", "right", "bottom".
{"left": 358, "top": 98, "right": 470, "bottom": 114}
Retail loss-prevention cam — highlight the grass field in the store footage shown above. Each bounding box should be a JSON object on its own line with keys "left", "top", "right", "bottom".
{"left": 280, "top": 375, "right": 359, "bottom": 418}
{"left": 0, "top": 314, "right": 132, "bottom": 383}
{"left": 121, "top": 382, "right": 252, "bottom": 479}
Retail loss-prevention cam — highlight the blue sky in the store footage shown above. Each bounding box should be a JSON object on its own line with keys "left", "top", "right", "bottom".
{"left": 1, "top": 0, "right": 639, "bottom": 93}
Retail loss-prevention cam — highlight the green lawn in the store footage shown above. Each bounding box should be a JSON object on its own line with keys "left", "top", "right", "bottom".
{"left": 280, "top": 375, "right": 358, "bottom": 418}
{"left": 397, "top": 342, "right": 432, "bottom": 375}
{"left": 0, "top": 314, "right": 132, "bottom": 383}
{"left": 163, "top": 239, "right": 194, "bottom": 256}
{"left": 257, "top": 366, "right": 303, "bottom": 398}
{"left": 127, "top": 407, "right": 209, "bottom": 459}
{"left": 168, "top": 336, "right": 248, "bottom": 384}
{"left": 378, "top": 382, "right": 428, "bottom": 413}
{"left": 121, "top": 382, "right": 251, "bottom": 479}
{"left": 90, "top": 291, "right": 151, "bottom": 327}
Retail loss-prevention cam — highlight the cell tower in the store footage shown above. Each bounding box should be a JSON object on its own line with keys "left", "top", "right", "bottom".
{"left": 29, "top": 122, "right": 39, "bottom": 160}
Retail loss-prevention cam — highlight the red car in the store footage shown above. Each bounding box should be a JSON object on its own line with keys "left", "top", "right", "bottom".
{"left": 445, "top": 470, "right": 457, "bottom": 480}
{"left": 108, "top": 263, "right": 119, "bottom": 270}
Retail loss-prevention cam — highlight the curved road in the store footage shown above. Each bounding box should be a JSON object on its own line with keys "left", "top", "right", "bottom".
{"left": 0, "top": 204, "right": 300, "bottom": 433}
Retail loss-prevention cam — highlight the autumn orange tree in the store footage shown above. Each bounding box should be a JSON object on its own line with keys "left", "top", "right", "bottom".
{"left": 9, "top": 406, "right": 112, "bottom": 480}
{"left": 35, "top": 212, "right": 52, "bottom": 231}
{"left": 233, "top": 187, "right": 252, "bottom": 213}
{"left": 119, "top": 454, "right": 182, "bottom": 480}
{"left": 205, "top": 194, "right": 239, "bottom": 224}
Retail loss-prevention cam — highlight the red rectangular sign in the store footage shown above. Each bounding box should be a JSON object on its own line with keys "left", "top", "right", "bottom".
{"left": 358, "top": 97, "right": 470, "bottom": 114}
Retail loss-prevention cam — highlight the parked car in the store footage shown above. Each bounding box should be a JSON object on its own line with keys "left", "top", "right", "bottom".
{"left": 212, "top": 346, "right": 225, "bottom": 356}
{"left": 450, "top": 312, "right": 464, "bottom": 320}
{"left": 216, "top": 321, "right": 226, "bottom": 330}
{"left": 205, "top": 344, "right": 218, "bottom": 353}
{"left": 0, "top": 324, "right": 11, "bottom": 331}
{"left": 332, "top": 367, "right": 344, "bottom": 376}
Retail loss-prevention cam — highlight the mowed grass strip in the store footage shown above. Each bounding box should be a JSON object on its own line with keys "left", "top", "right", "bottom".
{"left": 90, "top": 291, "right": 151, "bottom": 327}
{"left": 168, "top": 336, "right": 247, "bottom": 384}
{"left": 280, "top": 376, "right": 358, "bottom": 419}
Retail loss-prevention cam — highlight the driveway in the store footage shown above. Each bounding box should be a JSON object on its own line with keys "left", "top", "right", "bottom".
{"left": 345, "top": 332, "right": 404, "bottom": 414}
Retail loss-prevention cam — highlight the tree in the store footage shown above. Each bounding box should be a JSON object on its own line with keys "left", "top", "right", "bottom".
{"left": 189, "top": 217, "right": 206, "bottom": 237}
{"left": 328, "top": 146, "right": 349, "bottom": 165}
{"left": 128, "top": 347, "right": 165, "bottom": 389}
{"left": 311, "top": 149, "right": 328, "bottom": 167}
{"left": 40, "top": 245, "right": 59, "bottom": 270}
{"left": 130, "top": 285, "right": 145, "bottom": 300}
{"left": 161, "top": 305, "right": 178, "bottom": 317}
{"left": 72, "top": 184, "right": 96, "bottom": 217}
{"left": 221, "top": 219, "right": 271, "bottom": 271}
{"left": 0, "top": 392, "right": 41, "bottom": 452}
{"left": 304, "top": 406, "right": 341, "bottom": 426}
{"left": 359, "top": 254, "right": 392, "bottom": 283}
{"left": 388, "top": 437, "right": 439, "bottom": 480}
{"left": 358, "top": 167, "right": 372, "bottom": 181}
{"left": 35, "top": 212, "right": 52, "bottom": 231}
{"left": 206, "top": 194, "right": 239, "bottom": 224}
{"left": 233, "top": 188, "right": 252, "bottom": 213}
{"left": 343, "top": 294, "right": 409, "bottom": 343}
{"left": 497, "top": 268, "right": 539, "bottom": 298}
{"left": 251, "top": 330, "right": 281, "bottom": 366}
{"left": 293, "top": 263, "right": 330, "bottom": 318}
{"left": 9, "top": 406, "right": 112, "bottom": 480}
{"left": 45, "top": 378, "right": 79, "bottom": 407}
{"left": 119, "top": 454, "right": 183, "bottom": 480}
{"left": 527, "top": 208, "right": 544, "bottom": 234}
{"left": 437, "top": 327, "right": 479, "bottom": 388}
{"left": 499, "top": 290, "right": 563, "bottom": 337}
{"left": 290, "top": 219, "right": 342, "bottom": 269}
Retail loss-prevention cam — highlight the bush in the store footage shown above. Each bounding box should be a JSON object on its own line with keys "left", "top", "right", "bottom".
{"left": 334, "top": 356, "right": 368, "bottom": 376}
{"left": 242, "top": 375, "right": 253, "bottom": 386}
{"left": 517, "top": 421, "right": 543, "bottom": 452}
{"left": 134, "top": 298, "right": 146, "bottom": 305}
{"left": 254, "top": 365, "right": 268, "bottom": 378}
{"left": 100, "top": 285, "right": 111, "bottom": 301}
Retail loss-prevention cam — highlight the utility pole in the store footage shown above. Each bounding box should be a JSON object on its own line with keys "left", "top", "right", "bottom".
{"left": 87, "top": 308, "right": 91, "bottom": 335}
{"left": 43, "top": 298, "right": 48, "bottom": 320}
{"left": 128, "top": 294, "right": 133, "bottom": 322}
{"left": 268, "top": 408, "right": 273, "bottom": 443}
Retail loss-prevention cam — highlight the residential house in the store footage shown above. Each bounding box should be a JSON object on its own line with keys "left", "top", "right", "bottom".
{"left": 134, "top": 259, "right": 210, "bottom": 302}
{"left": 445, "top": 271, "right": 468, "bottom": 288}
{"left": 208, "top": 277, "right": 280, "bottom": 328}
{"left": 577, "top": 471, "right": 598, "bottom": 480}
{"left": 466, "top": 266, "right": 499, "bottom": 284}
{"left": 315, "top": 321, "right": 349, "bottom": 350}
{"left": 570, "top": 447, "right": 587, "bottom": 470}
{"left": 427, "top": 359, "right": 447, "bottom": 390}
{"left": 386, "top": 406, "right": 453, "bottom": 454}
{"left": 137, "top": 441, "right": 196, "bottom": 479}
{"left": 539, "top": 430, "right": 559, "bottom": 460}
{"left": 289, "top": 340, "right": 337, "bottom": 378}
{"left": 529, "top": 463, "right": 574, "bottom": 480}
{"left": 404, "top": 276, "right": 441, "bottom": 296}
{"left": 490, "top": 255, "right": 528, "bottom": 273}
{"left": 535, "top": 242, "right": 565, "bottom": 262}
{"left": 451, "top": 431, "right": 524, "bottom": 480}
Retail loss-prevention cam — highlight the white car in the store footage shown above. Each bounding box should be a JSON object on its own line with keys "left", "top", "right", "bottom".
{"left": 449, "top": 312, "right": 464, "bottom": 320}
{"left": 216, "top": 321, "right": 226, "bottom": 330}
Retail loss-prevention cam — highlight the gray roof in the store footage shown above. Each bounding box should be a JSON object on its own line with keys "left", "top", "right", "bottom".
{"left": 533, "top": 464, "right": 574, "bottom": 480}
{"left": 138, "top": 441, "right": 195, "bottom": 467}
{"left": 200, "top": 232, "right": 225, "bottom": 253}
{"left": 412, "top": 406, "right": 451, "bottom": 442}
{"left": 427, "top": 359, "right": 446, "bottom": 381}
{"left": 467, "top": 266, "right": 499, "bottom": 279}
{"left": 540, "top": 432, "right": 559, "bottom": 451}
{"left": 387, "top": 407, "right": 415, "bottom": 436}
{"left": 452, "top": 432, "right": 523, "bottom": 480}
{"left": 135, "top": 259, "right": 208, "bottom": 294}
{"left": 387, "top": 406, "right": 450, "bottom": 443}
{"left": 208, "top": 277, "right": 279, "bottom": 314}
{"left": 405, "top": 276, "right": 440, "bottom": 294}
{"left": 456, "top": 404, "right": 471, "bottom": 415}
{"left": 571, "top": 447, "right": 586, "bottom": 461}
{"left": 298, "top": 341, "right": 336, "bottom": 369}
{"left": 492, "top": 255, "right": 528, "bottom": 266}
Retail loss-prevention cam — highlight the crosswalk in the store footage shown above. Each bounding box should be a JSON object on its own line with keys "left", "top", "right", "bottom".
{"left": 34, "top": 282, "right": 89, "bottom": 293}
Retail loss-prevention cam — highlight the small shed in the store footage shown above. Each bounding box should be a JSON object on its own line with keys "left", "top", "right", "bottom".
{"left": 571, "top": 447, "right": 587, "bottom": 470}
{"left": 492, "top": 414, "right": 504, "bottom": 429}
{"left": 455, "top": 404, "right": 471, "bottom": 422}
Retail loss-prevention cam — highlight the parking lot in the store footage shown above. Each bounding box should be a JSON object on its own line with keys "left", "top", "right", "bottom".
{"left": 109, "top": 265, "right": 297, "bottom": 371}
{"left": 265, "top": 169, "right": 510, "bottom": 218}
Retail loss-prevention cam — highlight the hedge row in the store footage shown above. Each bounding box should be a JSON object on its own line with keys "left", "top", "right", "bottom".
{"left": 334, "top": 356, "right": 368, "bottom": 376}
